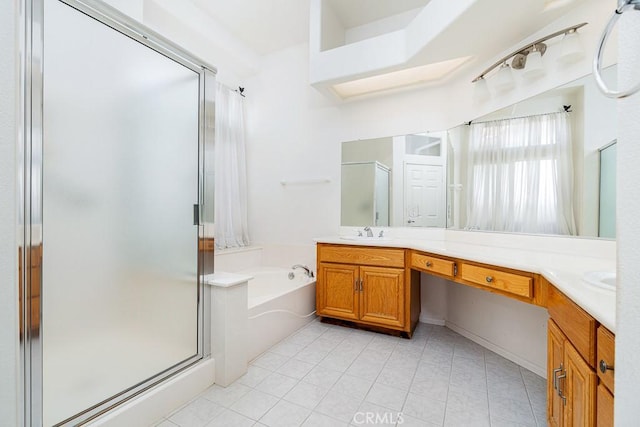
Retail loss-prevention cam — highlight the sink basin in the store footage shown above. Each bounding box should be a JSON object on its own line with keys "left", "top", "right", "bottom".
{"left": 582, "top": 271, "right": 616, "bottom": 291}
{"left": 339, "top": 236, "right": 392, "bottom": 242}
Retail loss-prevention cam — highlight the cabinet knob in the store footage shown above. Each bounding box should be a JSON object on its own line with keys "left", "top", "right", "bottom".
{"left": 599, "top": 359, "right": 614, "bottom": 373}
{"left": 485, "top": 276, "right": 493, "bottom": 283}
{"left": 426, "top": 261, "right": 432, "bottom": 267}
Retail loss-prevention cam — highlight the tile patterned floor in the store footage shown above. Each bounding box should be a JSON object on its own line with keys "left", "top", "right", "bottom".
{"left": 154, "top": 321, "right": 546, "bottom": 427}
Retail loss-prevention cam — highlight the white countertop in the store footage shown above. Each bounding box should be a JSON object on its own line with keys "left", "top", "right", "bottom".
{"left": 203, "top": 272, "right": 254, "bottom": 288}
{"left": 315, "top": 235, "right": 616, "bottom": 332}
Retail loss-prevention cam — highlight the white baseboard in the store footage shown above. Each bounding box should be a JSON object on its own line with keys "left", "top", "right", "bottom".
{"left": 419, "top": 314, "right": 446, "bottom": 326}
{"left": 445, "top": 321, "right": 546, "bottom": 378}
{"left": 90, "top": 358, "right": 216, "bottom": 427}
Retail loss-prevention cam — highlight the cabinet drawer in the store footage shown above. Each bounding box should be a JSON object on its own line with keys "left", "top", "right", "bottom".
{"left": 459, "top": 263, "right": 532, "bottom": 298}
{"left": 548, "top": 285, "right": 596, "bottom": 368}
{"left": 318, "top": 245, "right": 405, "bottom": 268}
{"left": 410, "top": 252, "right": 455, "bottom": 278}
{"left": 597, "top": 326, "right": 615, "bottom": 394}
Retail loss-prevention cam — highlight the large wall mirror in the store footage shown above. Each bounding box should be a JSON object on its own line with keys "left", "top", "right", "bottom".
{"left": 341, "top": 65, "right": 617, "bottom": 239}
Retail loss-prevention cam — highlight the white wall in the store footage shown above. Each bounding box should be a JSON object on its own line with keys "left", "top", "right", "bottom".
{"left": 582, "top": 67, "right": 617, "bottom": 236}
{"left": 344, "top": 8, "right": 421, "bottom": 45}
{"left": 615, "top": 9, "right": 640, "bottom": 425}
{"left": 102, "top": 0, "right": 143, "bottom": 21}
{"left": 245, "top": 0, "right": 612, "bottom": 241}
{"left": 446, "top": 283, "right": 549, "bottom": 375}
{"left": 143, "top": 0, "right": 260, "bottom": 87}
{"left": 0, "top": 0, "right": 18, "bottom": 424}
{"left": 319, "top": 0, "right": 343, "bottom": 51}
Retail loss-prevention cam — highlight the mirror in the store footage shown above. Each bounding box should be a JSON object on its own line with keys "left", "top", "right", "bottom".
{"left": 342, "top": 132, "right": 448, "bottom": 228}
{"left": 341, "top": 65, "right": 617, "bottom": 238}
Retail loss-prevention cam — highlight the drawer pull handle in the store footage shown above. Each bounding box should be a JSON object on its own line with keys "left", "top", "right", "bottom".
{"left": 426, "top": 261, "right": 432, "bottom": 267}
{"left": 485, "top": 276, "right": 493, "bottom": 283}
{"left": 599, "top": 359, "right": 614, "bottom": 373}
{"left": 556, "top": 369, "right": 567, "bottom": 405}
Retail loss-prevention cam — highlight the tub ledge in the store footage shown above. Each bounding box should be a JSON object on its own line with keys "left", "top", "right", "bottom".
{"left": 204, "top": 272, "right": 253, "bottom": 288}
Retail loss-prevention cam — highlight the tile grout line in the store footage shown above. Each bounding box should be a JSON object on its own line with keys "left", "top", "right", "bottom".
{"left": 434, "top": 332, "right": 455, "bottom": 427}
{"left": 483, "top": 349, "right": 492, "bottom": 426}
{"left": 519, "top": 366, "right": 542, "bottom": 427}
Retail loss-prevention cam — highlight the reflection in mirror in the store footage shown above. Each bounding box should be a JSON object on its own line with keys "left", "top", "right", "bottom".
{"left": 448, "top": 65, "right": 617, "bottom": 238}
{"left": 341, "top": 132, "right": 448, "bottom": 228}
{"left": 339, "top": 66, "right": 617, "bottom": 240}
{"left": 598, "top": 140, "right": 616, "bottom": 238}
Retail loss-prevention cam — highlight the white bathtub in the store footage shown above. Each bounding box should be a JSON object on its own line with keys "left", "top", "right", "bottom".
{"left": 243, "top": 267, "right": 316, "bottom": 361}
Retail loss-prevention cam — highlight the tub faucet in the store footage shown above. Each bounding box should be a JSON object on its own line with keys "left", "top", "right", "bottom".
{"left": 363, "top": 226, "right": 374, "bottom": 237}
{"left": 292, "top": 264, "right": 314, "bottom": 278}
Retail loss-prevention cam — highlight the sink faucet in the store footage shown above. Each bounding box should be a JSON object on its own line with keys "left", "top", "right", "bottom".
{"left": 363, "top": 226, "right": 374, "bottom": 237}
{"left": 292, "top": 264, "right": 314, "bottom": 278}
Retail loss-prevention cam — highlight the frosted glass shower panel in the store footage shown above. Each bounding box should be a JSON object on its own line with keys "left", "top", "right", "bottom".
{"left": 42, "top": 1, "right": 200, "bottom": 424}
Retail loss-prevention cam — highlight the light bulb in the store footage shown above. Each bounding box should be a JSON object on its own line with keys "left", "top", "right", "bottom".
{"left": 558, "top": 29, "right": 583, "bottom": 63}
{"left": 473, "top": 76, "right": 491, "bottom": 103}
{"left": 523, "top": 48, "right": 545, "bottom": 79}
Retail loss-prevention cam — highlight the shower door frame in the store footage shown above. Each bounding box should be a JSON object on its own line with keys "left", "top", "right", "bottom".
{"left": 18, "top": 1, "right": 216, "bottom": 425}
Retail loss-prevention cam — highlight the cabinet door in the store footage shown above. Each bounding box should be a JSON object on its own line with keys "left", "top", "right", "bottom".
{"left": 564, "top": 341, "right": 596, "bottom": 427}
{"left": 548, "top": 320, "right": 565, "bottom": 427}
{"left": 359, "top": 266, "right": 405, "bottom": 328}
{"left": 596, "top": 383, "right": 614, "bottom": 427}
{"left": 316, "top": 262, "right": 359, "bottom": 321}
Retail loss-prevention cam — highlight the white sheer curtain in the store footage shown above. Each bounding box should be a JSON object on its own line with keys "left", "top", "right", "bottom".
{"left": 214, "top": 83, "right": 250, "bottom": 248}
{"left": 466, "top": 112, "right": 577, "bottom": 235}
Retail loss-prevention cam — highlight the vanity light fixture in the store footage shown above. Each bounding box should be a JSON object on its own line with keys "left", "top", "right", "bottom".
{"left": 473, "top": 75, "right": 491, "bottom": 102}
{"left": 493, "top": 62, "right": 515, "bottom": 92}
{"left": 472, "top": 22, "right": 587, "bottom": 87}
{"left": 522, "top": 44, "right": 545, "bottom": 79}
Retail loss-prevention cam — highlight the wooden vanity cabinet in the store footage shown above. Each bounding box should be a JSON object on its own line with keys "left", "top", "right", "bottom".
{"left": 547, "top": 285, "right": 617, "bottom": 427}
{"left": 596, "top": 325, "right": 615, "bottom": 427}
{"left": 316, "top": 244, "right": 419, "bottom": 335}
{"left": 547, "top": 318, "right": 597, "bottom": 427}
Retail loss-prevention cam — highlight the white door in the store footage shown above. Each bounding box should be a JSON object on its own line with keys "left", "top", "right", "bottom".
{"left": 404, "top": 163, "right": 446, "bottom": 227}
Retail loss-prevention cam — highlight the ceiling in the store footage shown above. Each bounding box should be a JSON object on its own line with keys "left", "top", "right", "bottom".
{"left": 184, "top": 0, "right": 580, "bottom": 95}
{"left": 190, "top": 0, "right": 311, "bottom": 55}
{"left": 189, "top": 0, "right": 433, "bottom": 55}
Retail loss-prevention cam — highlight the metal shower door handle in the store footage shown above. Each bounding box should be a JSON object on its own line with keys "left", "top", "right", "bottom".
{"left": 594, "top": 0, "right": 640, "bottom": 98}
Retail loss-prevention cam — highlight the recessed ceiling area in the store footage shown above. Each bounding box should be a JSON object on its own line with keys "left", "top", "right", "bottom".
{"left": 332, "top": 56, "right": 472, "bottom": 98}
{"left": 185, "top": 0, "right": 431, "bottom": 56}
{"left": 164, "top": 0, "right": 581, "bottom": 98}
{"left": 325, "top": 0, "right": 431, "bottom": 29}
{"left": 311, "top": 0, "right": 581, "bottom": 98}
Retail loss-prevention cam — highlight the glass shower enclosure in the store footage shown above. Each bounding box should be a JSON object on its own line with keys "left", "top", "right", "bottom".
{"left": 19, "top": 0, "right": 216, "bottom": 425}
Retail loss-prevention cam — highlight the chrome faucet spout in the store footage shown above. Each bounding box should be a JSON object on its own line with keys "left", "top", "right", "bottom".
{"left": 363, "top": 226, "right": 374, "bottom": 237}
{"left": 292, "top": 264, "right": 314, "bottom": 278}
